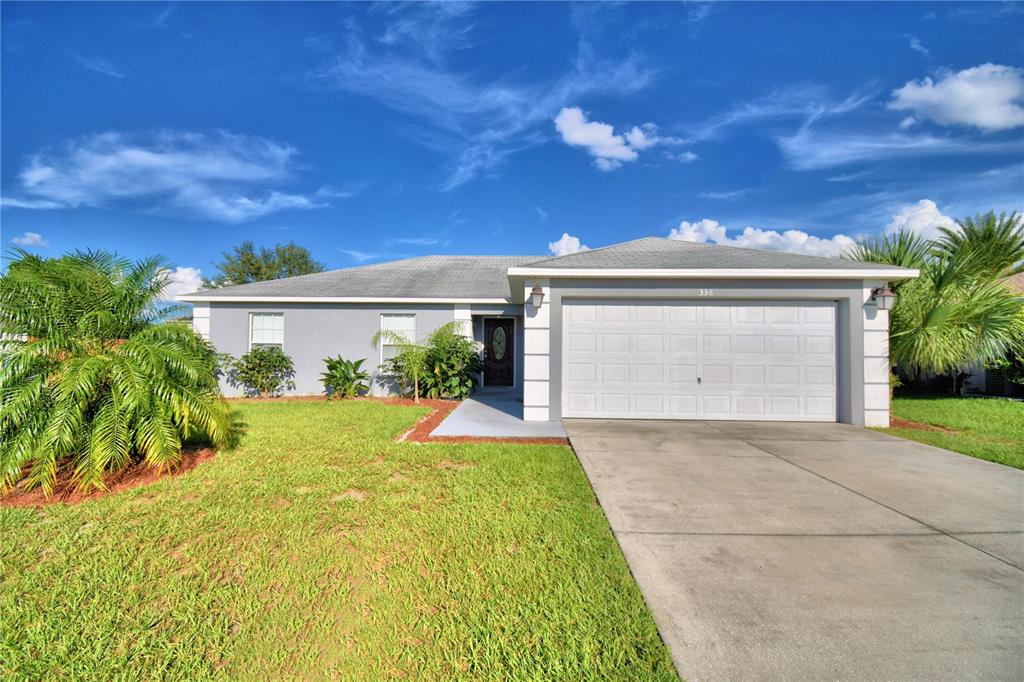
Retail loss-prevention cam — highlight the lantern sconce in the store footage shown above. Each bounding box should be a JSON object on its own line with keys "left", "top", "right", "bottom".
{"left": 530, "top": 286, "right": 545, "bottom": 308}
{"left": 871, "top": 286, "right": 896, "bottom": 311}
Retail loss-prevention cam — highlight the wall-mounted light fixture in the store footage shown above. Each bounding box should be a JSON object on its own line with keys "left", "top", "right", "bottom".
{"left": 871, "top": 286, "right": 896, "bottom": 310}
{"left": 530, "top": 286, "right": 545, "bottom": 308}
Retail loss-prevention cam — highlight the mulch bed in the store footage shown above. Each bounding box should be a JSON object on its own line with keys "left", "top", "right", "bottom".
{"left": 890, "top": 417, "right": 962, "bottom": 434}
{"left": 0, "top": 448, "right": 216, "bottom": 509}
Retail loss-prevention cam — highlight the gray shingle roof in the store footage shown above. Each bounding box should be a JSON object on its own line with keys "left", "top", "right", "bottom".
{"left": 191, "top": 256, "right": 542, "bottom": 299}
{"left": 187, "top": 238, "right": 912, "bottom": 301}
{"left": 517, "top": 237, "right": 900, "bottom": 270}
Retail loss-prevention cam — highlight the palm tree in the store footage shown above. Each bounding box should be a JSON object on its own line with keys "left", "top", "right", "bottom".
{"left": 0, "top": 249, "right": 232, "bottom": 495}
{"left": 935, "top": 211, "right": 1024, "bottom": 278}
{"left": 846, "top": 215, "right": 1024, "bottom": 383}
{"left": 371, "top": 329, "right": 428, "bottom": 403}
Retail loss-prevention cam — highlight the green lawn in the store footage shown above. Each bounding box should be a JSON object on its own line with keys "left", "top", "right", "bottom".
{"left": 887, "top": 396, "right": 1024, "bottom": 470}
{"left": 0, "top": 401, "right": 676, "bottom": 680}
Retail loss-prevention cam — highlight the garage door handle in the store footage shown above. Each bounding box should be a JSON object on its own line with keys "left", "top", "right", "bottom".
{"left": 697, "top": 376, "right": 702, "bottom": 385}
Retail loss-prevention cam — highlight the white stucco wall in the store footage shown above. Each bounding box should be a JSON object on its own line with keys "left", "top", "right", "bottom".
{"left": 522, "top": 279, "right": 550, "bottom": 421}
{"left": 862, "top": 280, "right": 891, "bottom": 427}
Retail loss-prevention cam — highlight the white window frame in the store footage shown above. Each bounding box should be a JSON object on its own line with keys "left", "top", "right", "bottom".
{"left": 379, "top": 313, "right": 416, "bottom": 364}
{"left": 248, "top": 312, "right": 285, "bottom": 351}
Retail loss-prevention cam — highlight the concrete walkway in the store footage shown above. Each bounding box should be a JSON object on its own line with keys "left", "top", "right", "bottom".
{"left": 430, "top": 394, "right": 566, "bottom": 438}
{"left": 564, "top": 419, "right": 1024, "bottom": 681}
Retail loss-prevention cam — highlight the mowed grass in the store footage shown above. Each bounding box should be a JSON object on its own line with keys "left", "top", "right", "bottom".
{"left": 0, "top": 401, "right": 676, "bottom": 680}
{"left": 887, "top": 396, "right": 1024, "bottom": 470}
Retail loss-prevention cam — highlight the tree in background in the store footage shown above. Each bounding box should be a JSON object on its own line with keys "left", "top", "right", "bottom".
{"left": 0, "top": 249, "right": 232, "bottom": 495}
{"left": 202, "top": 241, "right": 325, "bottom": 288}
{"left": 847, "top": 211, "right": 1024, "bottom": 386}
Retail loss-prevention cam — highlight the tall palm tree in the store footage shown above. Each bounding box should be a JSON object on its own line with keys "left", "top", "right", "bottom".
{"left": 846, "top": 217, "right": 1024, "bottom": 380}
{"left": 935, "top": 211, "right": 1024, "bottom": 278}
{"left": 0, "top": 249, "right": 232, "bottom": 495}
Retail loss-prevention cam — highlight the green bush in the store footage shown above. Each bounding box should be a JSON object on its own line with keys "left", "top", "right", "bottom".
{"left": 320, "top": 356, "right": 370, "bottom": 399}
{"left": 375, "top": 321, "right": 482, "bottom": 401}
{"left": 0, "top": 250, "right": 232, "bottom": 495}
{"left": 420, "top": 324, "right": 482, "bottom": 400}
{"left": 225, "top": 346, "right": 296, "bottom": 398}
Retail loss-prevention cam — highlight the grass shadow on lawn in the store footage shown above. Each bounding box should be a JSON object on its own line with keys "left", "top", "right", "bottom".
{"left": 0, "top": 400, "right": 677, "bottom": 680}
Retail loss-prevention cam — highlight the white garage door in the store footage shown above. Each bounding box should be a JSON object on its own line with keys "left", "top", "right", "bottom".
{"left": 562, "top": 300, "right": 837, "bottom": 421}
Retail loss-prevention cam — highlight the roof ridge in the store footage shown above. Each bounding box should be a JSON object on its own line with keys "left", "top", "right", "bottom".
{"left": 525, "top": 236, "right": 662, "bottom": 267}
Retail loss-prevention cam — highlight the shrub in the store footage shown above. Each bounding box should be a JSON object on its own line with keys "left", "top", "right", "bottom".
{"left": 321, "top": 356, "right": 370, "bottom": 399}
{"left": 0, "top": 249, "right": 232, "bottom": 495}
{"left": 420, "top": 324, "right": 482, "bottom": 400}
{"left": 225, "top": 346, "right": 296, "bottom": 398}
{"left": 374, "top": 322, "right": 481, "bottom": 401}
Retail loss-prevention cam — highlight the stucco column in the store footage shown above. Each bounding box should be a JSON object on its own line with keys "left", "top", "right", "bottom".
{"left": 862, "top": 280, "right": 891, "bottom": 427}
{"left": 191, "top": 303, "right": 211, "bottom": 340}
{"left": 522, "top": 279, "right": 550, "bottom": 421}
{"left": 453, "top": 303, "right": 472, "bottom": 338}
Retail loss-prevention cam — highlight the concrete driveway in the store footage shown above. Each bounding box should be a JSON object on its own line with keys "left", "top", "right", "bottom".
{"left": 564, "top": 419, "right": 1024, "bottom": 681}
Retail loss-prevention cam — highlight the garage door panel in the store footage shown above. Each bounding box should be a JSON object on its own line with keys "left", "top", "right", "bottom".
{"left": 562, "top": 300, "right": 836, "bottom": 422}
{"left": 601, "top": 333, "right": 629, "bottom": 352}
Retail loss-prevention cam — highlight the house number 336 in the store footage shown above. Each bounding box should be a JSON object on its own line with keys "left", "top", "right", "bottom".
{"left": 699, "top": 288, "right": 714, "bottom": 296}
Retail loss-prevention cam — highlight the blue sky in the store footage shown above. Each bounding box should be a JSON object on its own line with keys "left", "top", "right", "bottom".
{"left": 2, "top": 1, "right": 1023, "bottom": 295}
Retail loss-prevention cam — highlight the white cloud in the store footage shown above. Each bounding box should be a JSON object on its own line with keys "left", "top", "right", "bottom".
{"left": 10, "top": 231, "right": 49, "bottom": 247}
{"left": 534, "top": 206, "right": 549, "bottom": 221}
{"left": 548, "top": 232, "right": 590, "bottom": 256}
{"left": 884, "top": 199, "right": 957, "bottom": 238}
{"left": 667, "top": 219, "right": 856, "bottom": 258}
{"left": 554, "top": 107, "right": 637, "bottom": 170}
{"left": 161, "top": 266, "right": 203, "bottom": 300}
{"left": 3, "top": 130, "right": 329, "bottom": 223}
{"left": 671, "top": 150, "right": 699, "bottom": 163}
{"left": 906, "top": 35, "right": 930, "bottom": 57}
{"left": 898, "top": 116, "right": 917, "bottom": 130}
{"left": 889, "top": 63, "right": 1024, "bottom": 132}
{"left": 70, "top": 52, "right": 124, "bottom": 78}
{"left": 554, "top": 107, "right": 691, "bottom": 171}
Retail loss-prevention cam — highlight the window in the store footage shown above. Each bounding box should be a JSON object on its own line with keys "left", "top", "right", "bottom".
{"left": 380, "top": 313, "right": 416, "bottom": 362}
{"left": 250, "top": 313, "right": 284, "bottom": 349}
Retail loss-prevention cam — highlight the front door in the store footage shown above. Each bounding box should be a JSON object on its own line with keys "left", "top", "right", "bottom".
{"left": 483, "top": 318, "right": 515, "bottom": 386}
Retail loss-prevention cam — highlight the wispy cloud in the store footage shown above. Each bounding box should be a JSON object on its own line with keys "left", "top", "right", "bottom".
{"left": 339, "top": 248, "right": 401, "bottom": 263}
{"left": 70, "top": 52, "right": 124, "bottom": 78}
{"left": 386, "top": 236, "right": 446, "bottom": 246}
{"left": 2, "top": 130, "right": 339, "bottom": 223}
{"left": 534, "top": 206, "right": 549, "bottom": 221}
{"left": 685, "top": 81, "right": 1023, "bottom": 171}
{"left": 10, "top": 231, "right": 49, "bottom": 247}
{"left": 684, "top": 85, "right": 875, "bottom": 142}
{"left": 152, "top": 4, "right": 176, "bottom": 29}
{"left": 310, "top": 4, "right": 655, "bottom": 189}
{"left": 698, "top": 188, "right": 754, "bottom": 200}
{"left": 906, "top": 34, "right": 930, "bottom": 57}
{"left": 776, "top": 128, "right": 1018, "bottom": 170}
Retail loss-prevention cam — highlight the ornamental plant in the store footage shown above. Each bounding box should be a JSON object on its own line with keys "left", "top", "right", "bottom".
{"left": 223, "top": 346, "right": 296, "bottom": 398}
{"left": 0, "top": 249, "right": 232, "bottom": 495}
{"left": 321, "top": 356, "right": 370, "bottom": 399}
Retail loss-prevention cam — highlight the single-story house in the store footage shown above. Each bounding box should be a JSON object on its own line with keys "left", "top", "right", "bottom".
{"left": 179, "top": 237, "right": 917, "bottom": 427}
